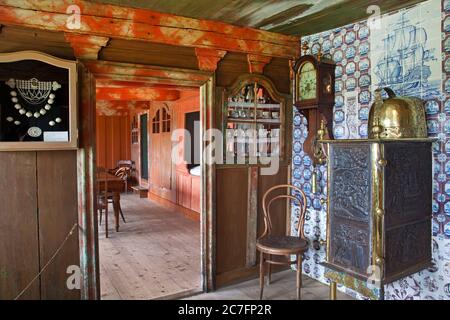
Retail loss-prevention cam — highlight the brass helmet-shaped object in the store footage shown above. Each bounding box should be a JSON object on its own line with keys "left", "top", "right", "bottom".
{"left": 368, "top": 87, "right": 427, "bottom": 139}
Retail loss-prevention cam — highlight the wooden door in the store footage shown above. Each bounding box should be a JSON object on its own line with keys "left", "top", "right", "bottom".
{"left": 149, "top": 104, "right": 175, "bottom": 202}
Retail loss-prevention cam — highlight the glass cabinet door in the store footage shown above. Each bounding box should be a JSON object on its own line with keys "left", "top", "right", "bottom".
{"left": 224, "top": 81, "right": 282, "bottom": 161}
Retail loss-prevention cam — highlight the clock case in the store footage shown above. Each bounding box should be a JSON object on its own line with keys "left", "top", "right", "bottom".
{"left": 293, "top": 55, "right": 336, "bottom": 160}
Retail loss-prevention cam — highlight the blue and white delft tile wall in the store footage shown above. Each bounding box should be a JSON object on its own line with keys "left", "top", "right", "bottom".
{"left": 292, "top": 0, "right": 450, "bottom": 300}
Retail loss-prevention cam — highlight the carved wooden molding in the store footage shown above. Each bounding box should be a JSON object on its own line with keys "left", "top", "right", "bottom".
{"left": 247, "top": 54, "right": 272, "bottom": 74}
{"left": 195, "top": 48, "right": 227, "bottom": 72}
{"left": 64, "top": 34, "right": 109, "bottom": 60}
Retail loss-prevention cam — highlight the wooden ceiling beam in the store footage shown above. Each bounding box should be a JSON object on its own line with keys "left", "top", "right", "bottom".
{"left": 95, "top": 79, "right": 197, "bottom": 91}
{"left": 96, "top": 87, "right": 180, "bottom": 101}
{"left": 96, "top": 100, "right": 149, "bottom": 116}
{"left": 86, "top": 60, "right": 211, "bottom": 86}
{"left": 0, "top": 0, "right": 300, "bottom": 58}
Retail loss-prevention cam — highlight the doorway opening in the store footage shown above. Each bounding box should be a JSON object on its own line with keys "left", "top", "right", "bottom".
{"left": 139, "top": 113, "right": 149, "bottom": 181}
{"left": 95, "top": 81, "right": 204, "bottom": 299}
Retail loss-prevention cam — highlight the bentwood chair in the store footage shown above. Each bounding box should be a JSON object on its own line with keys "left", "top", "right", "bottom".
{"left": 109, "top": 160, "right": 135, "bottom": 193}
{"left": 256, "top": 184, "right": 308, "bottom": 300}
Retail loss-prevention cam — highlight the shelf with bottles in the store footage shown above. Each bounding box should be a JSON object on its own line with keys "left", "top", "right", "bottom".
{"left": 227, "top": 101, "right": 280, "bottom": 110}
{"left": 226, "top": 83, "right": 281, "bottom": 123}
{"left": 223, "top": 77, "right": 285, "bottom": 162}
{"left": 225, "top": 122, "right": 281, "bottom": 159}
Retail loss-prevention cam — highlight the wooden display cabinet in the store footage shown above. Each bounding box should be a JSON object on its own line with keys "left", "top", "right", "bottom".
{"left": 222, "top": 74, "right": 287, "bottom": 163}
{"left": 0, "top": 51, "right": 77, "bottom": 151}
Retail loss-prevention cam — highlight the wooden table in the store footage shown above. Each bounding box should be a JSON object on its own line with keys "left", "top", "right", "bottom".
{"left": 97, "top": 172, "right": 125, "bottom": 232}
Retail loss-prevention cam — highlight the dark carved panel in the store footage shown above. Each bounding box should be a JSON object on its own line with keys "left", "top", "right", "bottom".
{"left": 330, "top": 218, "right": 371, "bottom": 274}
{"left": 329, "top": 144, "right": 371, "bottom": 222}
{"left": 384, "top": 142, "right": 432, "bottom": 227}
{"left": 329, "top": 143, "right": 372, "bottom": 276}
{"left": 384, "top": 220, "right": 432, "bottom": 279}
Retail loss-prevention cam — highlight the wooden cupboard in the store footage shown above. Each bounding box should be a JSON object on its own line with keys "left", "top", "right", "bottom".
{"left": 215, "top": 74, "right": 292, "bottom": 286}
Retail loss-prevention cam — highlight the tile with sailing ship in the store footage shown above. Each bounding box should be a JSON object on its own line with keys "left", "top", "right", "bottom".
{"left": 370, "top": 1, "right": 442, "bottom": 100}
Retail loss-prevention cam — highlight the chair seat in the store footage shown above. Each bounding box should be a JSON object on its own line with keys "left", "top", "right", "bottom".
{"left": 256, "top": 235, "right": 308, "bottom": 255}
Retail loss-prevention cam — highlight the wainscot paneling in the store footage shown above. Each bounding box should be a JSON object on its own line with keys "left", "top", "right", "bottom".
{"left": 37, "top": 151, "right": 80, "bottom": 300}
{"left": 0, "top": 152, "right": 40, "bottom": 300}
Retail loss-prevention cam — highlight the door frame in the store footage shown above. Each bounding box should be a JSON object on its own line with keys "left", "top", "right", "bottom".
{"left": 78, "top": 60, "right": 216, "bottom": 299}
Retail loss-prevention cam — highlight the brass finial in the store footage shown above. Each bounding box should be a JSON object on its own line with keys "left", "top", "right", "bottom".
{"left": 317, "top": 45, "right": 323, "bottom": 62}
{"left": 301, "top": 41, "right": 309, "bottom": 56}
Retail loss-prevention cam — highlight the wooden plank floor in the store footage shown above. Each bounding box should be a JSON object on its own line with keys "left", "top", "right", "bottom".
{"left": 186, "top": 270, "right": 354, "bottom": 300}
{"left": 98, "top": 194, "right": 202, "bottom": 300}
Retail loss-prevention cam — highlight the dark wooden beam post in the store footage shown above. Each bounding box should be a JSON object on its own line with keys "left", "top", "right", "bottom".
{"left": 77, "top": 62, "right": 100, "bottom": 300}
{"left": 202, "top": 75, "right": 216, "bottom": 291}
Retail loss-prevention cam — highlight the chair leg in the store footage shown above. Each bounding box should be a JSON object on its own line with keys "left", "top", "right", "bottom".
{"left": 259, "top": 251, "right": 265, "bottom": 300}
{"left": 105, "top": 204, "right": 109, "bottom": 239}
{"left": 99, "top": 209, "right": 103, "bottom": 225}
{"left": 120, "top": 207, "right": 126, "bottom": 223}
{"left": 267, "top": 254, "right": 272, "bottom": 285}
{"left": 297, "top": 254, "right": 303, "bottom": 300}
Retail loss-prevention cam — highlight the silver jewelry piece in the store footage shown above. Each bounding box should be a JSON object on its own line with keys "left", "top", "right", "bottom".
{"left": 27, "top": 126, "right": 42, "bottom": 137}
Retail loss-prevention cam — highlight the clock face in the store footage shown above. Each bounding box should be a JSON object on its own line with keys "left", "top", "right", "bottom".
{"left": 297, "top": 62, "right": 317, "bottom": 100}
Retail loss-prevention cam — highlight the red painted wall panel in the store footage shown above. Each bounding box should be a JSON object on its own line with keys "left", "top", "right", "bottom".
{"left": 96, "top": 114, "right": 131, "bottom": 169}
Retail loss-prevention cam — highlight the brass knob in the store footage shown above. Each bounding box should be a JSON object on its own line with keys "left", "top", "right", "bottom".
{"left": 378, "top": 159, "right": 387, "bottom": 166}
{"left": 375, "top": 208, "right": 384, "bottom": 217}
{"left": 320, "top": 198, "right": 327, "bottom": 205}
{"left": 375, "top": 256, "right": 384, "bottom": 266}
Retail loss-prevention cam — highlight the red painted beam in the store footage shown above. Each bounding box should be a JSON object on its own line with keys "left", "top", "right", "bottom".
{"left": 0, "top": 0, "right": 300, "bottom": 58}
{"left": 86, "top": 61, "right": 210, "bottom": 84}
{"left": 95, "top": 79, "right": 197, "bottom": 91}
{"left": 96, "top": 100, "right": 149, "bottom": 116}
{"left": 96, "top": 87, "right": 180, "bottom": 101}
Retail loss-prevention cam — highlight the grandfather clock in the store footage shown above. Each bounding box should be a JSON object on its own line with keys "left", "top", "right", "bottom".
{"left": 293, "top": 50, "right": 335, "bottom": 161}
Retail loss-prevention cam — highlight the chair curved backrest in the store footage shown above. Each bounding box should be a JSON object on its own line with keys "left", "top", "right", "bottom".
{"left": 261, "top": 184, "right": 307, "bottom": 240}
{"left": 115, "top": 166, "right": 130, "bottom": 179}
